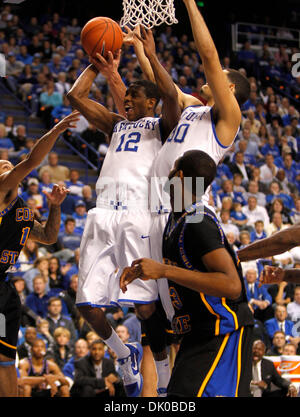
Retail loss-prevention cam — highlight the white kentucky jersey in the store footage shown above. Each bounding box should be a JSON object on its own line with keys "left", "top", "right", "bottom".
{"left": 96, "top": 117, "right": 162, "bottom": 209}
{"left": 151, "top": 105, "right": 239, "bottom": 212}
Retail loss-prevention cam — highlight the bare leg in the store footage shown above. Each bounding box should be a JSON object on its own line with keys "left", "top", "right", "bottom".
{"left": 78, "top": 305, "right": 113, "bottom": 339}
{"left": 135, "top": 303, "right": 170, "bottom": 396}
{"left": 0, "top": 354, "right": 18, "bottom": 397}
{"left": 141, "top": 345, "right": 157, "bottom": 397}
{"left": 78, "top": 305, "right": 130, "bottom": 359}
{"left": 135, "top": 303, "right": 168, "bottom": 361}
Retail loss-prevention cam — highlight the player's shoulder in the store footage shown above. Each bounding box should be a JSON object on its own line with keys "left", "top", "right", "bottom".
{"left": 184, "top": 209, "right": 224, "bottom": 239}
{"left": 19, "top": 357, "right": 30, "bottom": 368}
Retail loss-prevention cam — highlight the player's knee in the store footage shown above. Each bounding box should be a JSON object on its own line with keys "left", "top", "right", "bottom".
{"left": 135, "top": 303, "right": 156, "bottom": 320}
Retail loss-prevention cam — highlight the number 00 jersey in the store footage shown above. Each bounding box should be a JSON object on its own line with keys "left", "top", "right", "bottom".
{"left": 163, "top": 205, "right": 254, "bottom": 337}
{"left": 0, "top": 197, "right": 34, "bottom": 279}
{"left": 96, "top": 117, "right": 162, "bottom": 209}
{"left": 152, "top": 106, "right": 239, "bottom": 211}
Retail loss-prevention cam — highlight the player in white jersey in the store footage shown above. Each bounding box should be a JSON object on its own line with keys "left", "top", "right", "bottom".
{"left": 67, "top": 28, "right": 180, "bottom": 397}
{"left": 119, "top": 0, "right": 251, "bottom": 393}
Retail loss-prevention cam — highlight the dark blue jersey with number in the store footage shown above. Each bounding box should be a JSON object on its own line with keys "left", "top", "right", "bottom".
{"left": 0, "top": 197, "right": 34, "bottom": 279}
{"left": 163, "top": 205, "right": 254, "bottom": 338}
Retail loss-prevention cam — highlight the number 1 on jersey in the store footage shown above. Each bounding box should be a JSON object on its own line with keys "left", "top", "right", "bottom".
{"left": 20, "top": 227, "right": 31, "bottom": 246}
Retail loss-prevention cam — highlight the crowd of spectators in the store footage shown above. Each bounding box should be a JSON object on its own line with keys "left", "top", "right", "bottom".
{"left": 0, "top": 2, "right": 300, "bottom": 397}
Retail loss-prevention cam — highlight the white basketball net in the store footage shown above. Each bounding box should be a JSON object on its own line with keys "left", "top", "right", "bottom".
{"left": 120, "top": 0, "right": 178, "bottom": 29}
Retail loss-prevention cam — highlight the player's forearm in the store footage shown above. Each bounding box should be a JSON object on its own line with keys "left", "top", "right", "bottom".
{"left": 134, "top": 42, "right": 155, "bottom": 83}
{"left": 43, "top": 204, "right": 61, "bottom": 244}
{"left": 20, "top": 376, "right": 46, "bottom": 386}
{"left": 31, "top": 204, "right": 61, "bottom": 245}
{"left": 238, "top": 227, "right": 300, "bottom": 262}
{"left": 25, "top": 124, "right": 65, "bottom": 167}
{"left": 106, "top": 71, "right": 127, "bottom": 117}
{"left": 183, "top": 0, "right": 219, "bottom": 62}
{"left": 163, "top": 264, "right": 241, "bottom": 300}
{"left": 67, "top": 64, "right": 98, "bottom": 100}
{"left": 147, "top": 53, "right": 177, "bottom": 102}
{"left": 282, "top": 269, "right": 300, "bottom": 284}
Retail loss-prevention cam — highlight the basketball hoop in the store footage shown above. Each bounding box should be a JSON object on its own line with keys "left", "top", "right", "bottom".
{"left": 120, "top": 0, "right": 178, "bottom": 29}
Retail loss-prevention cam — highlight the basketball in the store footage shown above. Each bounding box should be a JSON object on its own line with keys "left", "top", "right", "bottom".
{"left": 80, "top": 17, "right": 123, "bottom": 59}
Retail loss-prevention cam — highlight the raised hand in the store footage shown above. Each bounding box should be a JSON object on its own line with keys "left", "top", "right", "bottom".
{"left": 42, "top": 184, "right": 69, "bottom": 207}
{"left": 134, "top": 25, "right": 156, "bottom": 59}
{"left": 259, "top": 266, "right": 285, "bottom": 286}
{"left": 89, "top": 49, "right": 122, "bottom": 78}
{"left": 54, "top": 111, "right": 80, "bottom": 133}
{"left": 123, "top": 25, "right": 141, "bottom": 47}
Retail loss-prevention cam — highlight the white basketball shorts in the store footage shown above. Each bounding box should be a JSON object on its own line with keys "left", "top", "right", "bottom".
{"left": 76, "top": 207, "right": 160, "bottom": 308}
{"left": 149, "top": 212, "right": 175, "bottom": 323}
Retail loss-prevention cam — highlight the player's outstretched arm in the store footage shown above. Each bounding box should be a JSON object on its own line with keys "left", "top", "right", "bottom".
{"left": 182, "top": 0, "right": 241, "bottom": 145}
{"left": 237, "top": 225, "right": 300, "bottom": 262}
{"left": 0, "top": 112, "right": 80, "bottom": 194}
{"left": 124, "top": 25, "right": 203, "bottom": 111}
{"left": 67, "top": 65, "right": 124, "bottom": 136}
{"left": 137, "top": 27, "right": 181, "bottom": 140}
{"left": 89, "top": 50, "right": 127, "bottom": 118}
{"left": 29, "top": 184, "right": 69, "bottom": 245}
{"left": 120, "top": 248, "right": 242, "bottom": 300}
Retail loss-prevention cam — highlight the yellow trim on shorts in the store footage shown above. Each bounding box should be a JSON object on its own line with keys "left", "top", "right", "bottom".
{"left": 235, "top": 327, "right": 244, "bottom": 397}
{"left": 0, "top": 339, "right": 17, "bottom": 350}
{"left": 200, "top": 293, "right": 220, "bottom": 336}
{"left": 197, "top": 333, "right": 230, "bottom": 397}
{"left": 221, "top": 297, "right": 239, "bottom": 331}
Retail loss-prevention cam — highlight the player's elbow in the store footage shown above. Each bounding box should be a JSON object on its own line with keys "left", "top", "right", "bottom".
{"left": 67, "top": 90, "right": 79, "bottom": 104}
{"left": 226, "top": 277, "right": 242, "bottom": 300}
{"left": 201, "top": 48, "right": 219, "bottom": 63}
{"left": 67, "top": 88, "right": 86, "bottom": 105}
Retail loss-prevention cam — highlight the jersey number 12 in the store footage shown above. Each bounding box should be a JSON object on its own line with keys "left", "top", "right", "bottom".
{"left": 116, "top": 132, "right": 141, "bottom": 153}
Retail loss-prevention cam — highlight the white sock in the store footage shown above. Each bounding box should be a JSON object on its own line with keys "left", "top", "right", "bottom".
{"left": 103, "top": 329, "right": 130, "bottom": 359}
{"left": 155, "top": 357, "right": 170, "bottom": 390}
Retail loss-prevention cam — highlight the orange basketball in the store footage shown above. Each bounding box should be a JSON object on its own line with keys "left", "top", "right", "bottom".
{"left": 80, "top": 17, "right": 123, "bottom": 59}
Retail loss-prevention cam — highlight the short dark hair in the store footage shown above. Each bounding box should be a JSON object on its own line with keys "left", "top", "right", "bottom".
{"left": 90, "top": 339, "right": 105, "bottom": 348}
{"left": 226, "top": 69, "right": 251, "bottom": 107}
{"left": 48, "top": 296, "right": 62, "bottom": 307}
{"left": 65, "top": 217, "right": 75, "bottom": 225}
{"left": 127, "top": 80, "right": 161, "bottom": 108}
{"left": 176, "top": 150, "right": 217, "bottom": 193}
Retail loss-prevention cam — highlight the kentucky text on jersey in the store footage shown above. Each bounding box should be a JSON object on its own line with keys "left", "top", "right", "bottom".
{"left": 112, "top": 119, "right": 159, "bottom": 133}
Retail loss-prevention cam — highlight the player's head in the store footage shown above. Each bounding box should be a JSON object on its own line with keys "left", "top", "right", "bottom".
{"left": 201, "top": 69, "right": 250, "bottom": 108}
{"left": 167, "top": 150, "right": 217, "bottom": 212}
{"left": 169, "top": 150, "right": 217, "bottom": 194}
{"left": 124, "top": 80, "right": 161, "bottom": 121}
{"left": 0, "top": 159, "right": 14, "bottom": 175}
{"left": 31, "top": 339, "right": 47, "bottom": 359}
